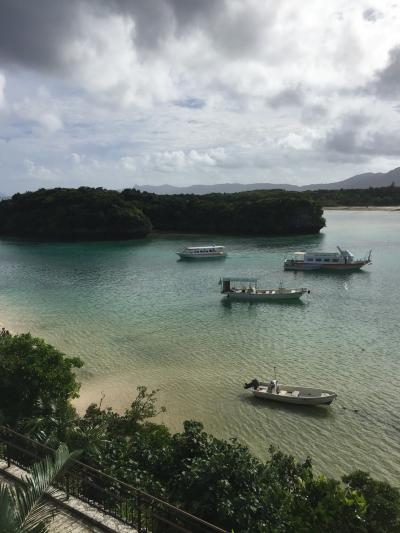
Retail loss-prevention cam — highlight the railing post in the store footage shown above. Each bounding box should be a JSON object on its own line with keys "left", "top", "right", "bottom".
{"left": 137, "top": 494, "right": 142, "bottom": 532}
{"left": 65, "top": 473, "right": 70, "bottom": 500}
{"left": 6, "top": 443, "right": 11, "bottom": 467}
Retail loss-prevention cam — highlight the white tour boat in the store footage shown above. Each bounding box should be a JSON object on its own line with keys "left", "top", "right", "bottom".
{"left": 284, "top": 246, "right": 372, "bottom": 272}
{"left": 220, "top": 277, "right": 309, "bottom": 301}
{"left": 177, "top": 245, "right": 226, "bottom": 260}
{"left": 244, "top": 378, "right": 337, "bottom": 406}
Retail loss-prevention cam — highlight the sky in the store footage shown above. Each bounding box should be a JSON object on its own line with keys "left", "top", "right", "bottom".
{"left": 0, "top": 0, "right": 400, "bottom": 194}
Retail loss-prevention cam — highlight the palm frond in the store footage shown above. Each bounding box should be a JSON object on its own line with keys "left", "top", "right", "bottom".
{"left": 0, "top": 483, "right": 18, "bottom": 533}
{"left": 11, "top": 444, "right": 78, "bottom": 532}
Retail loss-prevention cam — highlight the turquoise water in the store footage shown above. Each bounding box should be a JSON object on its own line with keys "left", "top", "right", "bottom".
{"left": 0, "top": 210, "right": 399, "bottom": 484}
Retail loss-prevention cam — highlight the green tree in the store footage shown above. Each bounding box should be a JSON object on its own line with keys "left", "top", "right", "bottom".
{"left": 343, "top": 471, "right": 400, "bottom": 532}
{"left": 0, "top": 187, "right": 152, "bottom": 240}
{"left": 0, "top": 332, "right": 82, "bottom": 426}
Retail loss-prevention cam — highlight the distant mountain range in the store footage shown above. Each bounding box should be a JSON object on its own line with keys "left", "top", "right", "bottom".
{"left": 137, "top": 166, "right": 400, "bottom": 195}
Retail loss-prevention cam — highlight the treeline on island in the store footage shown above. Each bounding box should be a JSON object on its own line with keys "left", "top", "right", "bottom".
{"left": 304, "top": 183, "right": 400, "bottom": 207}
{"left": 0, "top": 184, "right": 398, "bottom": 240}
{"left": 122, "top": 188, "right": 325, "bottom": 235}
{"left": 0, "top": 187, "right": 325, "bottom": 239}
{"left": 0, "top": 187, "right": 152, "bottom": 240}
{"left": 1, "top": 329, "right": 399, "bottom": 532}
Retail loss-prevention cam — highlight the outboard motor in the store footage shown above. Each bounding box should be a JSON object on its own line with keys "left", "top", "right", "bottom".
{"left": 244, "top": 378, "right": 260, "bottom": 390}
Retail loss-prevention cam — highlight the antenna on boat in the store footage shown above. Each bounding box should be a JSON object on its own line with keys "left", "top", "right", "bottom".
{"left": 273, "top": 365, "right": 277, "bottom": 380}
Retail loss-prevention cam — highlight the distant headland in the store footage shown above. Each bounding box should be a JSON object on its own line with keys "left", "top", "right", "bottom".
{"left": 135, "top": 166, "right": 400, "bottom": 195}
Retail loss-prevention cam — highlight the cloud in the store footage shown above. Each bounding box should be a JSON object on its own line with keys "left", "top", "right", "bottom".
{"left": 70, "top": 152, "right": 84, "bottom": 165}
{"left": 278, "top": 131, "right": 317, "bottom": 151}
{"left": 322, "top": 112, "right": 400, "bottom": 158}
{"left": 141, "top": 147, "right": 227, "bottom": 173}
{"left": 268, "top": 87, "right": 304, "bottom": 108}
{"left": 174, "top": 98, "right": 205, "bottom": 109}
{"left": 0, "top": 0, "right": 79, "bottom": 72}
{"left": 1, "top": 1, "right": 400, "bottom": 193}
{"left": 119, "top": 156, "right": 136, "bottom": 171}
{"left": 373, "top": 46, "right": 400, "bottom": 98}
{"left": 23, "top": 159, "right": 58, "bottom": 181}
{"left": 11, "top": 90, "right": 63, "bottom": 133}
{"left": 0, "top": 72, "right": 5, "bottom": 109}
{"left": 363, "top": 8, "right": 384, "bottom": 22}
{"left": 62, "top": 11, "right": 178, "bottom": 107}
{"left": 1, "top": 0, "right": 397, "bottom": 109}
{"left": 323, "top": 113, "right": 369, "bottom": 154}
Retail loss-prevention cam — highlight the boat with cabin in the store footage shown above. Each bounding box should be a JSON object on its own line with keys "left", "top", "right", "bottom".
{"left": 244, "top": 378, "right": 337, "bottom": 406}
{"left": 177, "top": 245, "right": 226, "bottom": 260}
{"left": 220, "top": 277, "right": 309, "bottom": 301}
{"left": 284, "top": 246, "right": 372, "bottom": 271}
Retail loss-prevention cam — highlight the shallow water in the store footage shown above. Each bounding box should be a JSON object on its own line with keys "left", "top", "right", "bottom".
{"left": 0, "top": 210, "right": 399, "bottom": 484}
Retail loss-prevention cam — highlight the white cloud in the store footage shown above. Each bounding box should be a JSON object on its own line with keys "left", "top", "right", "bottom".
{"left": 140, "top": 147, "right": 228, "bottom": 173}
{"left": 11, "top": 89, "right": 63, "bottom": 133}
{"left": 63, "top": 11, "right": 177, "bottom": 108}
{"left": 70, "top": 152, "right": 84, "bottom": 165}
{"left": 0, "top": 72, "right": 5, "bottom": 109}
{"left": 23, "top": 159, "right": 58, "bottom": 181}
{"left": 37, "top": 1, "right": 397, "bottom": 111}
{"left": 120, "top": 156, "right": 136, "bottom": 171}
{"left": 278, "top": 132, "right": 317, "bottom": 151}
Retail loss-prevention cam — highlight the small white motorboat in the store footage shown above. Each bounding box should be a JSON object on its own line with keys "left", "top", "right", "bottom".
{"left": 244, "top": 378, "right": 337, "bottom": 406}
{"left": 220, "top": 277, "right": 309, "bottom": 301}
{"left": 177, "top": 245, "right": 226, "bottom": 259}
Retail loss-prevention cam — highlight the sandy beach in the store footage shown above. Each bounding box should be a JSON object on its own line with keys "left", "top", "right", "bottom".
{"left": 324, "top": 206, "right": 400, "bottom": 211}
{"left": 0, "top": 323, "right": 12, "bottom": 334}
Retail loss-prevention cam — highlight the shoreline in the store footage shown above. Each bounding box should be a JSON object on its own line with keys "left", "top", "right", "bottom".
{"left": 324, "top": 205, "right": 400, "bottom": 211}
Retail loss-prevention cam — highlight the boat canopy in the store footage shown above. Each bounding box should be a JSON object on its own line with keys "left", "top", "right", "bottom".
{"left": 294, "top": 252, "right": 305, "bottom": 260}
{"left": 185, "top": 245, "right": 224, "bottom": 250}
{"left": 220, "top": 277, "right": 258, "bottom": 283}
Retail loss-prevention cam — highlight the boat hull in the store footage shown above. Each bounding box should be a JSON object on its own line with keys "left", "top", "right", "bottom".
{"left": 224, "top": 288, "right": 308, "bottom": 301}
{"left": 253, "top": 385, "right": 336, "bottom": 405}
{"left": 284, "top": 260, "right": 369, "bottom": 272}
{"left": 177, "top": 252, "right": 226, "bottom": 260}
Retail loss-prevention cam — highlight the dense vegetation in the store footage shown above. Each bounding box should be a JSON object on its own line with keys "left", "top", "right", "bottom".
{"left": 1, "top": 329, "right": 399, "bottom": 532}
{"left": 121, "top": 188, "right": 325, "bottom": 235}
{"left": 0, "top": 329, "right": 82, "bottom": 425}
{"left": 0, "top": 187, "right": 325, "bottom": 239}
{"left": 0, "top": 184, "right": 399, "bottom": 241}
{"left": 0, "top": 187, "right": 152, "bottom": 239}
{"left": 304, "top": 184, "right": 400, "bottom": 207}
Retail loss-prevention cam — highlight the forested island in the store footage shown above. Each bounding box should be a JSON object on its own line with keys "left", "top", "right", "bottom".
{"left": 0, "top": 329, "right": 399, "bottom": 532}
{"left": 0, "top": 184, "right": 398, "bottom": 241}
{"left": 0, "top": 187, "right": 324, "bottom": 239}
